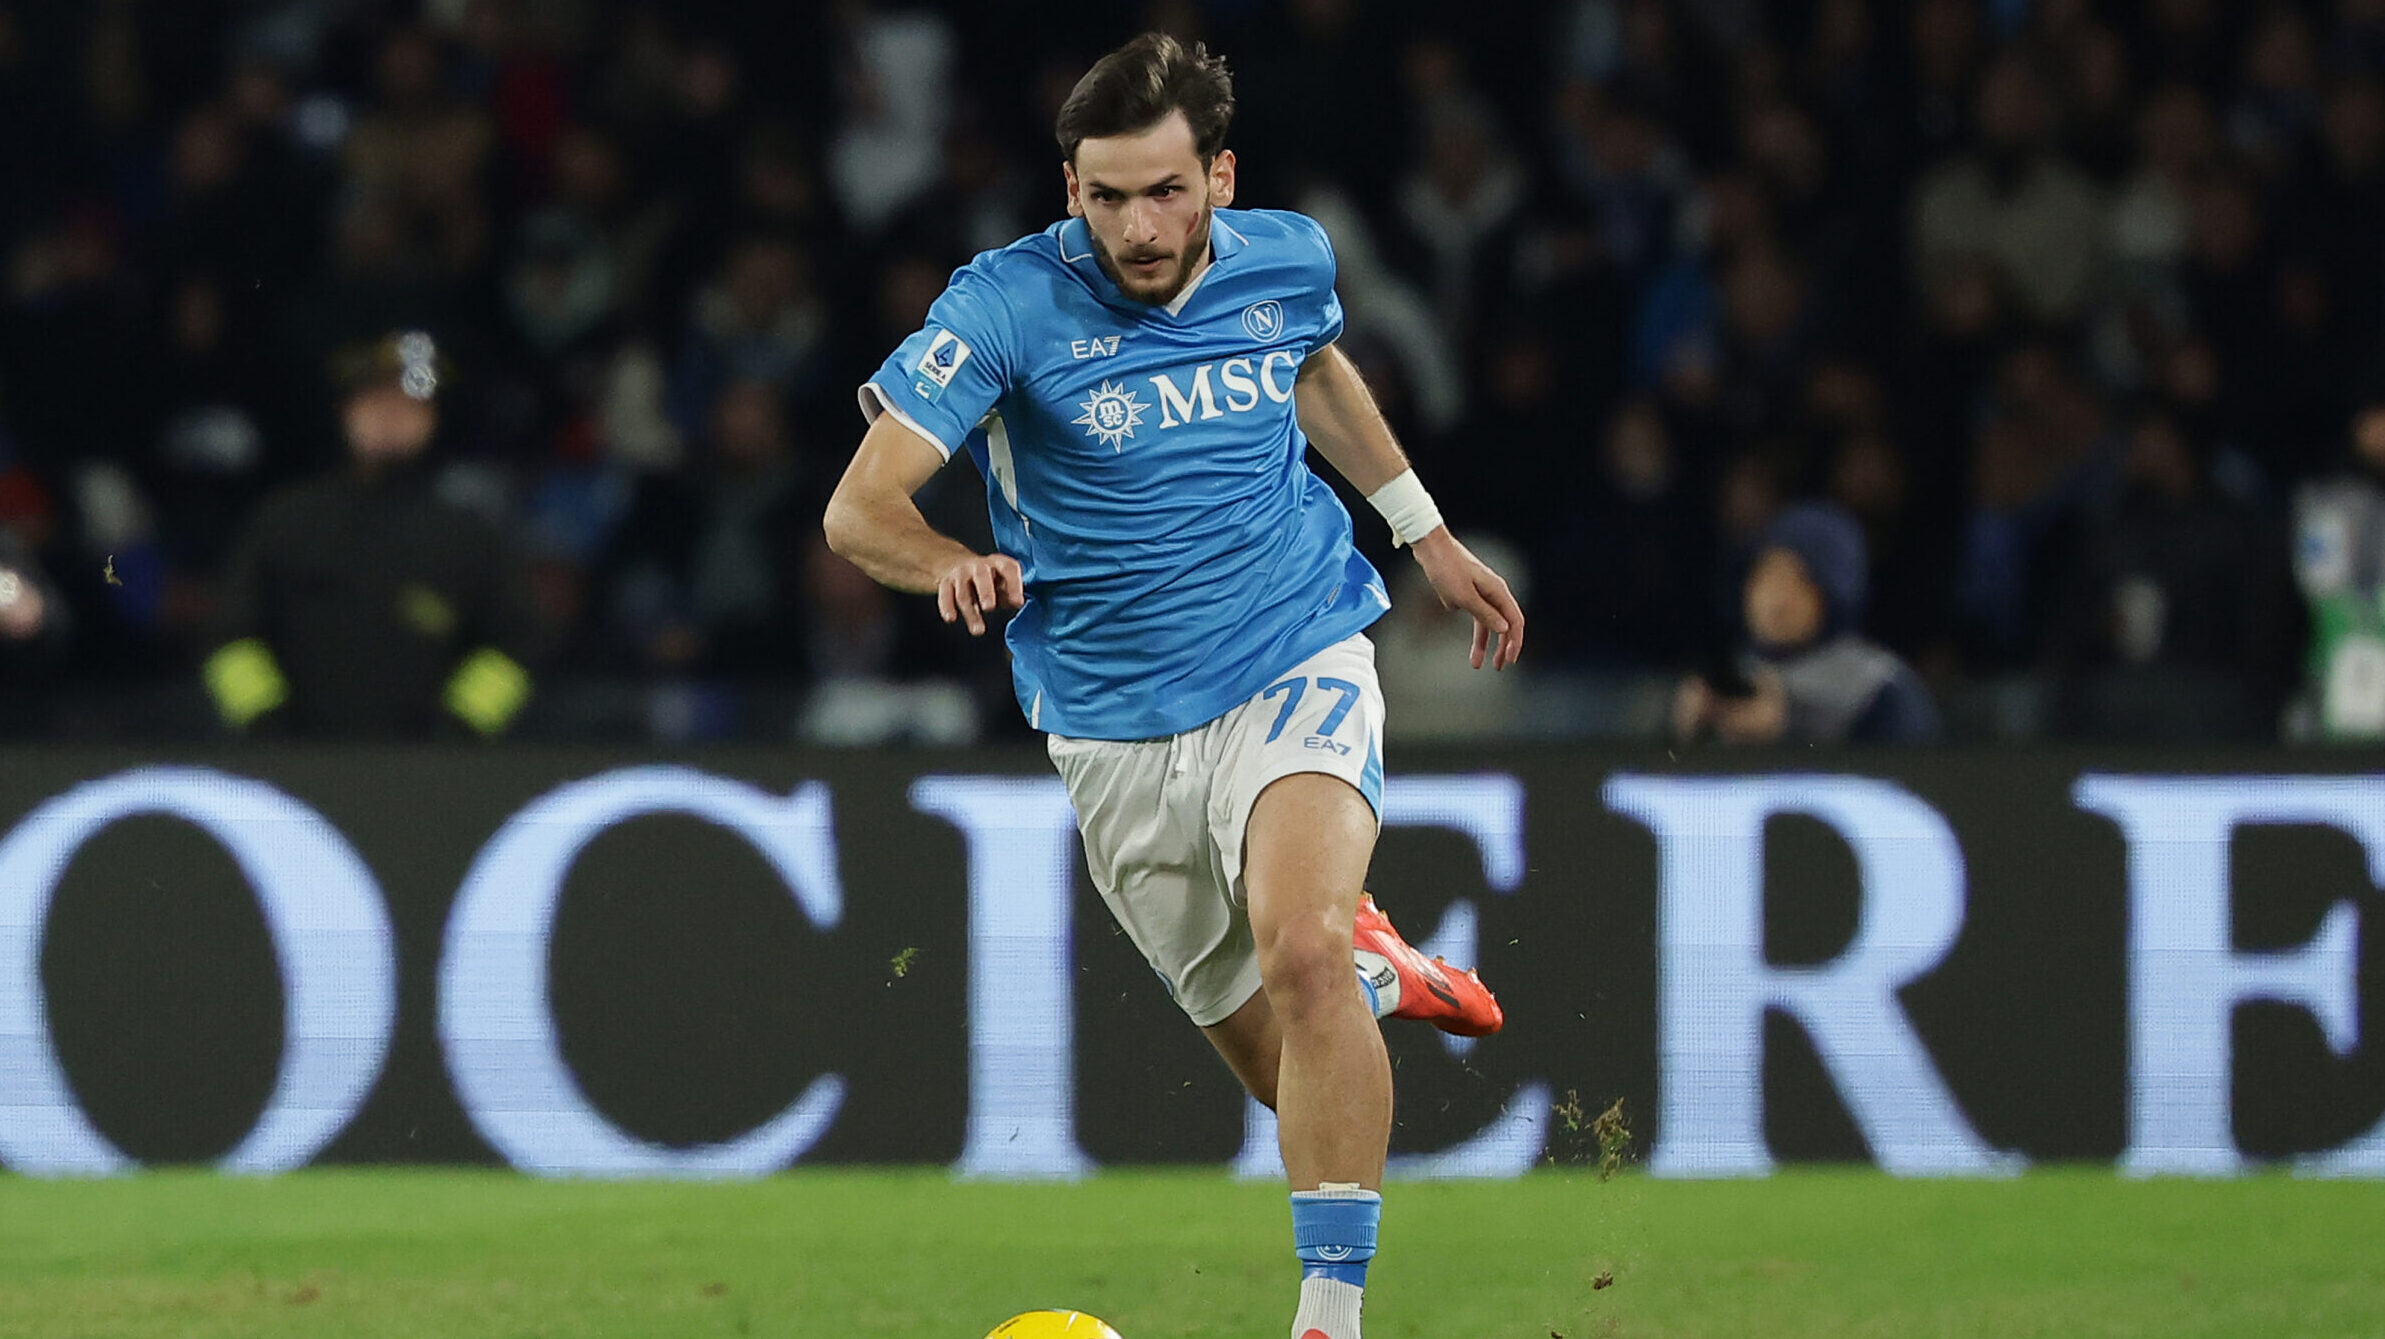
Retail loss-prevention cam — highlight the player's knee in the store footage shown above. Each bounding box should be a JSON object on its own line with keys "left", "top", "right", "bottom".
{"left": 1255, "top": 920, "right": 1356, "bottom": 1023}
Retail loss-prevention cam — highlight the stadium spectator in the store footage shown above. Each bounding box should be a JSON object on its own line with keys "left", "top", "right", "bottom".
{"left": 2175, "top": 170, "right": 2298, "bottom": 465}
{"left": 0, "top": 523, "right": 63, "bottom": 734}
{"left": 1552, "top": 80, "right": 1689, "bottom": 282}
{"left": 1294, "top": 181, "right": 1464, "bottom": 436}
{"left": 1547, "top": 397, "right": 1710, "bottom": 668}
{"left": 2047, "top": 403, "right": 2303, "bottom": 741}
{"left": 149, "top": 272, "right": 274, "bottom": 575}
{"left": 0, "top": 530, "right": 49, "bottom": 641}
{"left": 0, "top": 522, "right": 62, "bottom": 735}
{"left": 882, "top": 119, "right": 1039, "bottom": 264}
{"left": 1394, "top": 49, "right": 1527, "bottom": 346}
{"left": 154, "top": 97, "right": 321, "bottom": 301}
{"left": 2293, "top": 76, "right": 2385, "bottom": 344}
{"left": 501, "top": 123, "right": 674, "bottom": 358}
{"left": 1446, "top": 326, "right": 1567, "bottom": 544}
{"left": 8, "top": 1, "right": 2385, "bottom": 744}
{"left": 2052, "top": 17, "right": 2137, "bottom": 182}
{"left": 274, "top": 191, "right": 472, "bottom": 470}
{"left": 1821, "top": 382, "right": 1949, "bottom": 664}
{"left": 2109, "top": 84, "right": 2216, "bottom": 288}
{"left": 202, "top": 331, "right": 542, "bottom": 739}
{"left": 1903, "top": 0, "right": 1990, "bottom": 167}
{"left": 3, "top": 208, "right": 147, "bottom": 472}
{"left": 2230, "top": 6, "right": 2325, "bottom": 178}
{"left": 1710, "top": 239, "right": 1815, "bottom": 438}
{"left": 2292, "top": 400, "right": 2385, "bottom": 739}
{"left": 1951, "top": 343, "right": 2117, "bottom": 671}
{"left": 794, "top": 531, "right": 982, "bottom": 748}
{"left": 600, "top": 377, "right": 814, "bottom": 678}
{"left": 1910, "top": 49, "right": 2107, "bottom": 325}
{"left": 1673, "top": 501, "right": 1938, "bottom": 745}
{"left": 668, "top": 234, "right": 830, "bottom": 437}
{"left": 826, "top": 0, "right": 957, "bottom": 236}
{"left": 343, "top": 26, "right": 493, "bottom": 280}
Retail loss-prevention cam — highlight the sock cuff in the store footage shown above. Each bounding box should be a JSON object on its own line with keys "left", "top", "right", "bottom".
{"left": 1290, "top": 1190, "right": 1380, "bottom": 1261}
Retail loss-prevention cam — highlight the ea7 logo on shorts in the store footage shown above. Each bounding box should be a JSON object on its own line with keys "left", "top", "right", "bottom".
{"left": 1303, "top": 736, "right": 1351, "bottom": 756}
{"left": 1241, "top": 300, "right": 1285, "bottom": 342}
{"left": 912, "top": 330, "right": 972, "bottom": 401}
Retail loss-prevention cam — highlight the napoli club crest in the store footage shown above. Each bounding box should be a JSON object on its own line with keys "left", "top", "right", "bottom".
{"left": 1241, "top": 300, "right": 1285, "bottom": 342}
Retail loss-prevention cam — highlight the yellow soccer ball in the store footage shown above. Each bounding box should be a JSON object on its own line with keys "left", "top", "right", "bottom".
{"left": 984, "top": 1309, "right": 1124, "bottom": 1339}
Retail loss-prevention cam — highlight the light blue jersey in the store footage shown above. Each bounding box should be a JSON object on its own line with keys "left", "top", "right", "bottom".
{"left": 860, "top": 208, "right": 1389, "bottom": 740}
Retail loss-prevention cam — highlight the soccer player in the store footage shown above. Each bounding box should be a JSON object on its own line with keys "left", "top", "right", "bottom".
{"left": 823, "top": 33, "right": 1524, "bottom": 1339}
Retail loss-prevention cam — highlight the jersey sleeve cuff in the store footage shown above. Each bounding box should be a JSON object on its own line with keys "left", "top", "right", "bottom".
{"left": 857, "top": 381, "right": 957, "bottom": 461}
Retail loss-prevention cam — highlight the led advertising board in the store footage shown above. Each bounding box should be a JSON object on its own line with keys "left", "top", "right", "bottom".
{"left": 1, "top": 749, "right": 2379, "bottom": 1179}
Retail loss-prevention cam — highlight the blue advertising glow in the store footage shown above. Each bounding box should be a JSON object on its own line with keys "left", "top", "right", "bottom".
{"left": 0, "top": 768, "right": 395, "bottom": 1175}
{"left": 1605, "top": 774, "right": 2015, "bottom": 1178}
{"left": 2076, "top": 775, "right": 2383, "bottom": 1177}
{"left": 437, "top": 766, "right": 848, "bottom": 1178}
{"left": 911, "top": 774, "right": 1097, "bottom": 1181}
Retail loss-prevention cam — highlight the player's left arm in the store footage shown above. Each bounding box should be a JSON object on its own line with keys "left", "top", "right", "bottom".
{"left": 1296, "top": 344, "right": 1524, "bottom": 670}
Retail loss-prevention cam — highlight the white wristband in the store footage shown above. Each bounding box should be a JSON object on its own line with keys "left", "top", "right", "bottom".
{"left": 1365, "top": 469, "right": 1444, "bottom": 547}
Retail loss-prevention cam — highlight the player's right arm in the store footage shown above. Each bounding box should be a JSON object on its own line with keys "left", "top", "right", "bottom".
{"left": 823, "top": 415, "right": 1023, "bottom": 636}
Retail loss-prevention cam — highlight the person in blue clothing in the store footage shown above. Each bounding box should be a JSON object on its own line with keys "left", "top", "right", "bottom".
{"left": 1672, "top": 501, "right": 1941, "bottom": 745}
{"left": 823, "top": 33, "right": 1524, "bottom": 1339}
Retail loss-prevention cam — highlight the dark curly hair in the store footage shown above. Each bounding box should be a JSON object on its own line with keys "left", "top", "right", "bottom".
{"left": 1054, "top": 32, "right": 1235, "bottom": 165}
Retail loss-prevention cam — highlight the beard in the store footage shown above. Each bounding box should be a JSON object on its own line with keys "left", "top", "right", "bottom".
{"left": 1091, "top": 203, "right": 1213, "bottom": 305}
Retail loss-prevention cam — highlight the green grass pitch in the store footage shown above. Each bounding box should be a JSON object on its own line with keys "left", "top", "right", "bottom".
{"left": 1, "top": 1167, "right": 2379, "bottom": 1337}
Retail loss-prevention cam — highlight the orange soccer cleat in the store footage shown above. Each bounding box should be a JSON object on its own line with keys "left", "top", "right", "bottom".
{"left": 1350, "top": 893, "right": 1504, "bottom": 1037}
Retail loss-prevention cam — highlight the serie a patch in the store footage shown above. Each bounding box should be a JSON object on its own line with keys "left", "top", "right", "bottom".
{"left": 913, "top": 329, "right": 972, "bottom": 401}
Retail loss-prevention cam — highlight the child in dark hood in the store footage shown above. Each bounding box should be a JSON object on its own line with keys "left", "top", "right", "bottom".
{"left": 1674, "top": 502, "right": 1940, "bottom": 744}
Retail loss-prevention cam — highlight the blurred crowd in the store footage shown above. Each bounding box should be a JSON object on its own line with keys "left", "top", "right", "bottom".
{"left": 4, "top": 0, "right": 2385, "bottom": 745}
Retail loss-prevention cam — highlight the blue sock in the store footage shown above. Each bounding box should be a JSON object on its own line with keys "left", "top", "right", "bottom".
{"left": 1355, "top": 967, "right": 1381, "bottom": 1019}
{"left": 1291, "top": 1186, "right": 1380, "bottom": 1288}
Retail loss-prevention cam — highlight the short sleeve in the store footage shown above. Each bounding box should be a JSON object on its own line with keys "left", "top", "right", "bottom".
{"left": 1300, "top": 214, "right": 1346, "bottom": 354}
{"left": 859, "top": 263, "right": 1016, "bottom": 459}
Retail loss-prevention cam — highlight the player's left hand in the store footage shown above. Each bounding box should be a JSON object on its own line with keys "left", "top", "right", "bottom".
{"left": 1410, "top": 529, "right": 1524, "bottom": 670}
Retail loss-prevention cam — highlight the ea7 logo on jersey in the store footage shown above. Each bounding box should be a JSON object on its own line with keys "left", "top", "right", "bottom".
{"left": 1071, "top": 335, "right": 1123, "bottom": 360}
{"left": 912, "top": 330, "right": 972, "bottom": 401}
{"left": 1241, "top": 300, "right": 1285, "bottom": 341}
{"left": 1074, "top": 380, "right": 1148, "bottom": 451}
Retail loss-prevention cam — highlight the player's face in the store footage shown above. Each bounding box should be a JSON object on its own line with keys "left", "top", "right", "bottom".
{"left": 1065, "top": 111, "right": 1236, "bottom": 305}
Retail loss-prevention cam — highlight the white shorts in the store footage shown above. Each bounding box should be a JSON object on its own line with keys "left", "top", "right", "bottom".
{"left": 1047, "top": 633, "right": 1386, "bottom": 1027}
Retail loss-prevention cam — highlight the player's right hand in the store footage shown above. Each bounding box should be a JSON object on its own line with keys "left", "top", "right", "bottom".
{"left": 935, "top": 552, "right": 1025, "bottom": 635}
{"left": 1411, "top": 529, "right": 1525, "bottom": 669}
